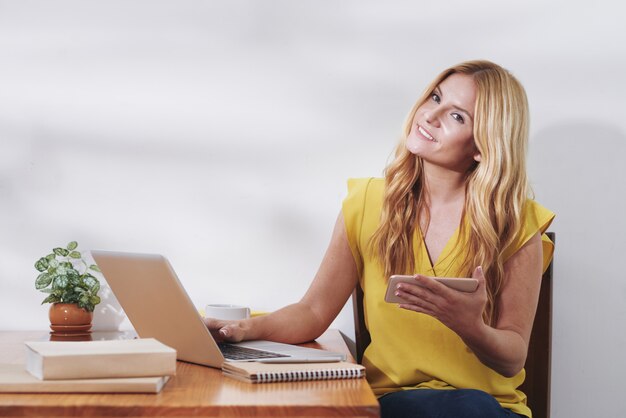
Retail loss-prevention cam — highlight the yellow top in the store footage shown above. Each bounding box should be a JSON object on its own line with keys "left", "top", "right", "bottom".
{"left": 342, "top": 178, "right": 555, "bottom": 418}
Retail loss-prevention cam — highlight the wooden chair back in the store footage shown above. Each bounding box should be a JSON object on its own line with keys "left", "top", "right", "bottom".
{"left": 351, "top": 232, "right": 554, "bottom": 418}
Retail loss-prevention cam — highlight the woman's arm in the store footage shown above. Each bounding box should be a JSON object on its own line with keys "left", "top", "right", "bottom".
{"left": 203, "top": 213, "right": 359, "bottom": 344}
{"left": 394, "top": 232, "right": 543, "bottom": 377}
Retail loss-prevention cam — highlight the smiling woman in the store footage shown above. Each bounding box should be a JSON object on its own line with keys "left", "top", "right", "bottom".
{"left": 361, "top": 60, "right": 553, "bottom": 418}
{"left": 203, "top": 60, "right": 554, "bottom": 418}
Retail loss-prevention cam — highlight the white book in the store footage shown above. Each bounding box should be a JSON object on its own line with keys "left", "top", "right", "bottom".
{"left": 0, "top": 364, "right": 169, "bottom": 393}
{"left": 25, "top": 338, "right": 176, "bottom": 380}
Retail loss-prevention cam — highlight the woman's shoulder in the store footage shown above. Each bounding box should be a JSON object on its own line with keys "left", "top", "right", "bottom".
{"left": 346, "top": 177, "right": 385, "bottom": 192}
{"left": 521, "top": 199, "right": 555, "bottom": 229}
{"left": 342, "top": 177, "right": 385, "bottom": 240}
{"left": 344, "top": 177, "right": 385, "bottom": 205}
{"left": 503, "top": 198, "right": 555, "bottom": 270}
{"left": 342, "top": 178, "right": 385, "bottom": 273}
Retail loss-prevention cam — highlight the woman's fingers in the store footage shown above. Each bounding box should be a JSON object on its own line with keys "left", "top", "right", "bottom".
{"left": 203, "top": 317, "right": 244, "bottom": 342}
{"left": 396, "top": 280, "right": 445, "bottom": 305}
{"left": 394, "top": 287, "right": 438, "bottom": 312}
{"left": 218, "top": 324, "right": 245, "bottom": 342}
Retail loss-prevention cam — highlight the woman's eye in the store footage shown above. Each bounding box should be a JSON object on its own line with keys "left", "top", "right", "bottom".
{"left": 451, "top": 113, "right": 465, "bottom": 124}
{"left": 431, "top": 93, "right": 440, "bottom": 103}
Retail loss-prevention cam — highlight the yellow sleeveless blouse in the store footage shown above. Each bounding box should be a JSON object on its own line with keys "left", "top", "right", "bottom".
{"left": 342, "top": 178, "right": 555, "bottom": 418}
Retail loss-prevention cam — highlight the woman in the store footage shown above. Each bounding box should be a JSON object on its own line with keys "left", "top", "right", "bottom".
{"left": 204, "top": 60, "right": 554, "bottom": 418}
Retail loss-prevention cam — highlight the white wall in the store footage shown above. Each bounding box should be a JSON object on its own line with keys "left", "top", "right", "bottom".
{"left": 1, "top": 1, "right": 624, "bottom": 416}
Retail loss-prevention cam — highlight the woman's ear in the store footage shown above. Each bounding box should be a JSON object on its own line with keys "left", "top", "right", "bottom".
{"left": 473, "top": 152, "right": 482, "bottom": 162}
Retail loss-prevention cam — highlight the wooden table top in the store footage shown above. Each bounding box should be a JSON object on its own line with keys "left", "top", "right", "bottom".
{"left": 0, "top": 330, "right": 380, "bottom": 417}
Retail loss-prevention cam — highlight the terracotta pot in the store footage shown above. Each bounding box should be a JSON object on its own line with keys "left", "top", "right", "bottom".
{"left": 49, "top": 303, "right": 93, "bottom": 327}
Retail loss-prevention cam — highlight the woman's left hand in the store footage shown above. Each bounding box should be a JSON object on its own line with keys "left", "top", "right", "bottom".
{"left": 394, "top": 266, "right": 488, "bottom": 337}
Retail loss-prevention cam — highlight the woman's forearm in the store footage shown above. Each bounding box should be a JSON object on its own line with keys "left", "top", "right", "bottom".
{"left": 240, "top": 301, "right": 329, "bottom": 344}
{"left": 460, "top": 234, "right": 543, "bottom": 378}
{"left": 461, "top": 323, "right": 528, "bottom": 378}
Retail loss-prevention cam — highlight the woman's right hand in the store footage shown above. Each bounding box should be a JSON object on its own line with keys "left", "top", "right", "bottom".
{"left": 202, "top": 317, "right": 248, "bottom": 343}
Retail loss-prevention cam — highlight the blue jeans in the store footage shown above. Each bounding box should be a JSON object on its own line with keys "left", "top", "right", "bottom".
{"left": 379, "top": 389, "right": 526, "bottom": 418}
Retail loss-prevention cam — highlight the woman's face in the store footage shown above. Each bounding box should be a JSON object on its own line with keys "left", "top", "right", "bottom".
{"left": 406, "top": 73, "right": 481, "bottom": 173}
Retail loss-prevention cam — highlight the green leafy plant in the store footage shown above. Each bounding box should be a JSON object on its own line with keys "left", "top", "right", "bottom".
{"left": 34, "top": 241, "right": 101, "bottom": 312}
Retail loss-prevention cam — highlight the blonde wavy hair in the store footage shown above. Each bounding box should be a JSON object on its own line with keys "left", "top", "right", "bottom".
{"left": 370, "top": 60, "right": 530, "bottom": 325}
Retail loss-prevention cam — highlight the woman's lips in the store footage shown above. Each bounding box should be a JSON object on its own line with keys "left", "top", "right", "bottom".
{"left": 417, "top": 125, "right": 436, "bottom": 142}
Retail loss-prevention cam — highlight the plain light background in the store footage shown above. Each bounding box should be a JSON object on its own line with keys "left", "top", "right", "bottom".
{"left": 1, "top": 1, "right": 625, "bottom": 417}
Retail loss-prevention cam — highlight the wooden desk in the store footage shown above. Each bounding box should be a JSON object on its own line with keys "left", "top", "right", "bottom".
{"left": 0, "top": 330, "right": 379, "bottom": 417}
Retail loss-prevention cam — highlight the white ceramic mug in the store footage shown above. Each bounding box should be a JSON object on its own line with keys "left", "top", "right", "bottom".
{"left": 204, "top": 304, "right": 250, "bottom": 320}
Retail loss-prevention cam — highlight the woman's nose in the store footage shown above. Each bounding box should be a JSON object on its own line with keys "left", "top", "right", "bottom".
{"left": 424, "top": 108, "right": 441, "bottom": 128}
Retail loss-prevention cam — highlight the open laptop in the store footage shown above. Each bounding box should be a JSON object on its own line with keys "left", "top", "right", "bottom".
{"left": 91, "top": 250, "right": 346, "bottom": 368}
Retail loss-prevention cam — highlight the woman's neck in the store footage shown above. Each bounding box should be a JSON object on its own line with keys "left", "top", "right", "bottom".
{"left": 422, "top": 162, "right": 467, "bottom": 207}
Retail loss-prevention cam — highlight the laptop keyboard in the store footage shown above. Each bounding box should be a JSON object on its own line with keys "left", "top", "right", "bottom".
{"left": 218, "top": 343, "right": 290, "bottom": 360}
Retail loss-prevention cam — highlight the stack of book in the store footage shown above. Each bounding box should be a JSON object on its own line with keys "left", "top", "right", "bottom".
{"left": 0, "top": 338, "right": 176, "bottom": 393}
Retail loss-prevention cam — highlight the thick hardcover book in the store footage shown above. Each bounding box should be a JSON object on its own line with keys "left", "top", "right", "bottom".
{"left": 0, "top": 364, "right": 170, "bottom": 393}
{"left": 25, "top": 338, "right": 176, "bottom": 380}
{"left": 222, "top": 361, "right": 366, "bottom": 383}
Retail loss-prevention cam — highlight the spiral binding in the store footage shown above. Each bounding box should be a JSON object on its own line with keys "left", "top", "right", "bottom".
{"left": 255, "top": 368, "right": 363, "bottom": 383}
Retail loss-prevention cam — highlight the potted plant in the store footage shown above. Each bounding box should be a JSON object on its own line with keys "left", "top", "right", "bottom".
{"left": 34, "top": 241, "right": 101, "bottom": 332}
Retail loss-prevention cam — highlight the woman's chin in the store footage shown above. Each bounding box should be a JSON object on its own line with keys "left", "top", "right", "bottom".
{"left": 405, "top": 137, "right": 424, "bottom": 155}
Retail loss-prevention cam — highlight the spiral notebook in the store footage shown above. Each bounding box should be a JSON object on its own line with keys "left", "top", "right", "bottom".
{"left": 222, "top": 361, "right": 365, "bottom": 384}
